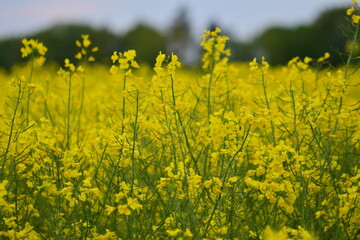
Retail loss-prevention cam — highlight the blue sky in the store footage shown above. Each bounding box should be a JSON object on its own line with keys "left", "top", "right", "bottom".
{"left": 0, "top": 0, "right": 349, "bottom": 41}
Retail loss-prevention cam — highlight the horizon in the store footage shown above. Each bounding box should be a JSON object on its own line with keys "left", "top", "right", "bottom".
{"left": 0, "top": 0, "right": 349, "bottom": 41}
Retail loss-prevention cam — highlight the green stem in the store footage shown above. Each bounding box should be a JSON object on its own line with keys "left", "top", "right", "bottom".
{"left": 77, "top": 76, "right": 86, "bottom": 144}
{"left": 261, "top": 71, "right": 276, "bottom": 146}
{"left": 203, "top": 124, "right": 251, "bottom": 237}
{"left": 131, "top": 91, "right": 139, "bottom": 189}
{"left": 26, "top": 56, "right": 34, "bottom": 126}
{"left": 1, "top": 78, "right": 23, "bottom": 177}
{"left": 344, "top": 21, "right": 360, "bottom": 80}
{"left": 121, "top": 75, "right": 127, "bottom": 135}
{"left": 66, "top": 74, "right": 72, "bottom": 150}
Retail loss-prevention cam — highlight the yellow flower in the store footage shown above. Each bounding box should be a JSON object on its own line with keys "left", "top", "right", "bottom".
{"left": 347, "top": 7, "right": 356, "bottom": 15}
{"left": 105, "top": 205, "right": 116, "bottom": 215}
{"left": 131, "top": 60, "right": 139, "bottom": 68}
{"left": 75, "top": 52, "right": 82, "bottom": 60}
{"left": 76, "top": 40, "right": 82, "bottom": 47}
{"left": 0, "top": 180, "right": 9, "bottom": 199}
{"left": 166, "top": 228, "right": 181, "bottom": 237}
{"left": 118, "top": 204, "right": 131, "bottom": 215}
{"left": 124, "top": 49, "right": 136, "bottom": 60}
{"left": 75, "top": 34, "right": 98, "bottom": 62}
{"left": 20, "top": 38, "right": 47, "bottom": 65}
{"left": 111, "top": 51, "right": 119, "bottom": 63}
{"left": 167, "top": 53, "right": 181, "bottom": 74}
{"left": 184, "top": 228, "right": 193, "bottom": 237}
{"left": 262, "top": 226, "right": 289, "bottom": 240}
{"left": 83, "top": 177, "right": 92, "bottom": 187}
{"left": 82, "top": 34, "right": 91, "bottom": 47}
{"left": 127, "top": 197, "right": 143, "bottom": 211}
{"left": 77, "top": 65, "right": 85, "bottom": 73}
{"left": 204, "top": 179, "right": 212, "bottom": 188}
{"left": 352, "top": 14, "right": 360, "bottom": 23}
{"left": 217, "top": 226, "right": 228, "bottom": 235}
{"left": 315, "top": 211, "right": 325, "bottom": 219}
{"left": 110, "top": 50, "right": 138, "bottom": 75}
{"left": 318, "top": 52, "right": 330, "bottom": 62}
{"left": 304, "top": 56, "right": 312, "bottom": 64}
{"left": 64, "top": 58, "right": 76, "bottom": 72}
{"left": 249, "top": 58, "right": 258, "bottom": 71}
{"left": 249, "top": 231, "right": 257, "bottom": 238}
{"left": 155, "top": 52, "right": 166, "bottom": 68}
{"left": 35, "top": 56, "right": 46, "bottom": 66}
{"left": 228, "top": 176, "right": 238, "bottom": 183}
{"left": 261, "top": 56, "right": 270, "bottom": 71}
{"left": 110, "top": 65, "right": 118, "bottom": 74}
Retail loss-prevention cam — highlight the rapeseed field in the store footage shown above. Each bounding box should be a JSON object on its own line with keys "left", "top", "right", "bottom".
{"left": 0, "top": 2, "right": 359, "bottom": 240}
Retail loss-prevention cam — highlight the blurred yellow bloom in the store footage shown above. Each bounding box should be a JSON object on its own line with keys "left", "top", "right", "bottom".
{"left": 347, "top": 7, "right": 356, "bottom": 15}
{"left": 20, "top": 38, "right": 47, "bottom": 66}
{"left": 105, "top": 205, "right": 116, "bottom": 215}
{"left": 352, "top": 14, "right": 360, "bottom": 23}
{"left": 127, "top": 197, "right": 143, "bottom": 211}
{"left": 82, "top": 34, "right": 91, "bottom": 47}
{"left": 75, "top": 52, "right": 82, "bottom": 60}
{"left": 118, "top": 204, "right": 131, "bottom": 215}
{"left": 318, "top": 52, "right": 330, "bottom": 62}
{"left": 304, "top": 56, "right": 312, "bottom": 64}
{"left": 249, "top": 58, "right": 258, "bottom": 71}
{"left": 228, "top": 176, "right": 238, "bottom": 183}
{"left": 184, "top": 228, "right": 193, "bottom": 237}
{"left": 262, "top": 226, "right": 289, "bottom": 240}
{"left": 166, "top": 228, "right": 181, "bottom": 237}
{"left": 124, "top": 49, "right": 136, "bottom": 60}
{"left": 75, "top": 34, "right": 98, "bottom": 62}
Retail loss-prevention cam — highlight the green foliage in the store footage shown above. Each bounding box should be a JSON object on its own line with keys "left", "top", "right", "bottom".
{"left": 253, "top": 8, "right": 348, "bottom": 65}
{"left": 124, "top": 24, "right": 166, "bottom": 65}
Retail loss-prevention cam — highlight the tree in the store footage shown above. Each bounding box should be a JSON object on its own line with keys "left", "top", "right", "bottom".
{"left": 253, "top": 8, "right": 348, "bottom": 65}
{"left": 124, "top": 24, "right": 166, "bottom": 65}
{"left": 166, "top": 7, "right": 195, "bottom": 63}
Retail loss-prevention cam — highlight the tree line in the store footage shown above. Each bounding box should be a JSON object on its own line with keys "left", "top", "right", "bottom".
{"left": 0, "top": 7, "right": 352, "bottom": 70}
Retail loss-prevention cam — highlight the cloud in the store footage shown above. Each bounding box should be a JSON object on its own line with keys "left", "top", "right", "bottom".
{"left": 1, "top": 1, "right": 99, "bottom": 21}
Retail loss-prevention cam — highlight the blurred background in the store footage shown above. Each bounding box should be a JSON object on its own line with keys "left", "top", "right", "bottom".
{"left": 0, "top": 0, "right": 353, "bottom": 69}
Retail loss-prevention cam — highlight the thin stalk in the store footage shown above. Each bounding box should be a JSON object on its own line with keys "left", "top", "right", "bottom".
{"left": 261, "top": 71, "right": 276, "bottom": 146}
{"left": 26, "top": 56, "right": 34, "bottom": 126}
{"left": 1, "top": 79, "right": 23, "bottom": 177}
{"left": 131, "top": 90, "right": 139, "bottom": 189}
{"left": 290, "top": 88, "right": 300, "bottom": 152}
{"left": 77, "top": 75, "right": 86, "bottom": 144}
{"left": 207, "top": 57, "right": 216, "bottom": 119}
{"left": 160, "top": 90, "right": 178, "bottom": 171}
{"left": 170, "top": 75, "right": 200, "bottom": 174}
{"left": 344, "top": 21, "right": 360, "bottom": 80}
{"left": 203, "top": 124, "right": 251, "bottom": 237}
{"left": 66, "top": 74, "right": 72, "bottom": 150}
{"left": 121, "top": 75, "right": 127, "bottom": 135}
{"left": 336, "top": 21, "right": 360, "bottom": 122}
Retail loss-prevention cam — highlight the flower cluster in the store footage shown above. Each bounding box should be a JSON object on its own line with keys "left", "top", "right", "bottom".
{"left": 347, "top": 1, "right": 360, "bottom": 23}
{"left": 200, "top": 27, "right": 230, "bottom": 71}
{"left": 57, "top": 58, "right": 84, "bottom": 77}
{"left": 75, "top": 34, "right": 98, "bottom": 62}
{"left": 110, "top": 50, "right": 139, "bottom": 76}
{"left": 20, "top": 38, "right": 47, "bottom": 66}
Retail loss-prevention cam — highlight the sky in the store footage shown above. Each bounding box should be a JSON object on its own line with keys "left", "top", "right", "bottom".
{"left": 0, "top": 0, "right": 350, "bottom": 41}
